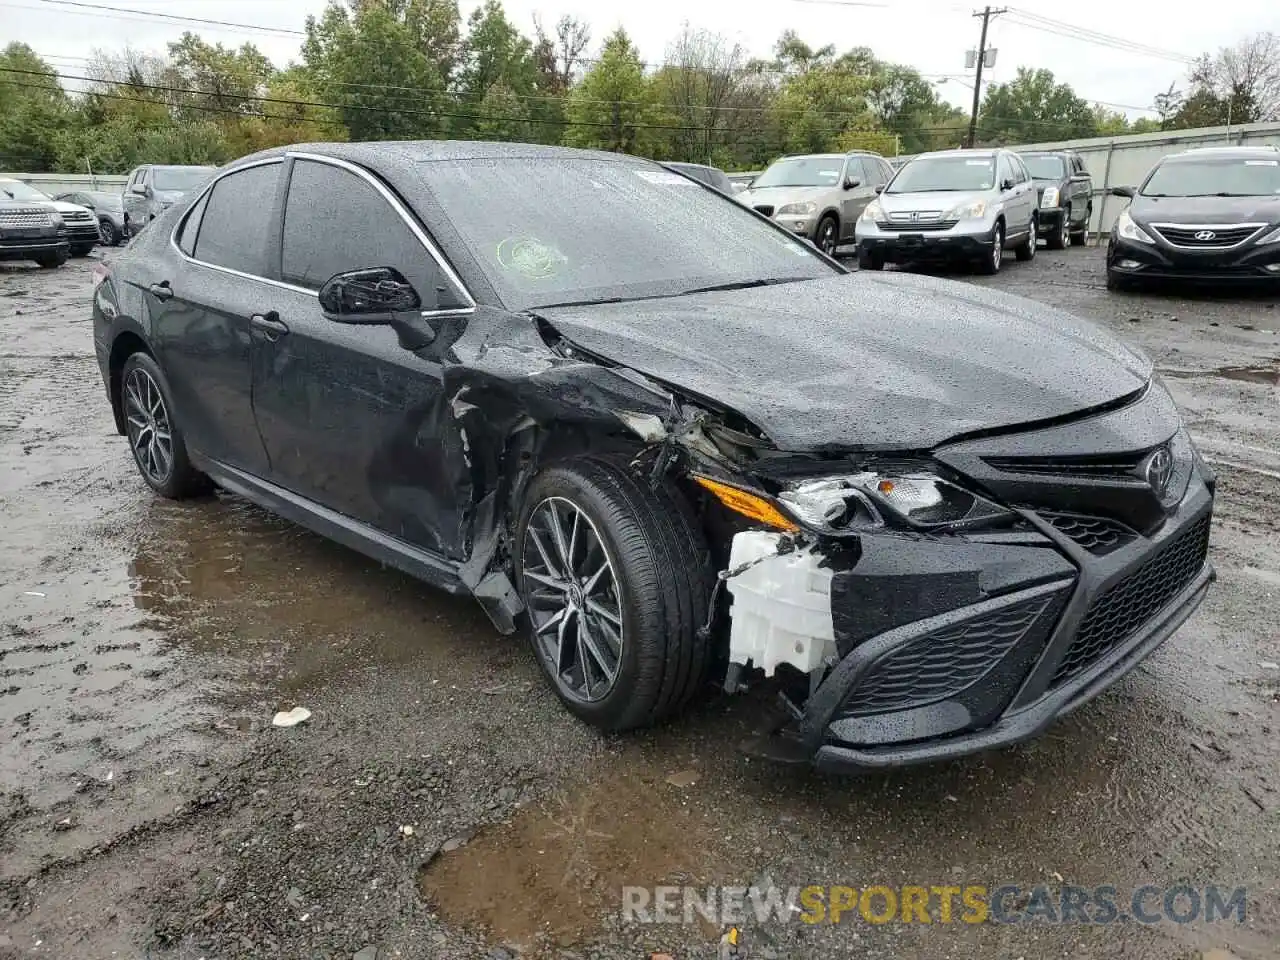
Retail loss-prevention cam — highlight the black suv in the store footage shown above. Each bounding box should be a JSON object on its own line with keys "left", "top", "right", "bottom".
{"left": 1021, "top": 150, "right": 1093, "bottom": 249}
{"left": 1107, "top": 146, "right": 1280, "bottom": 290}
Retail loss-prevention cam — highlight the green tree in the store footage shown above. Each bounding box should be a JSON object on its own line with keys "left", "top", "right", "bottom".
{"left": 0, "top": 44, "right": 70, "bottom": 171}
{"left": 562, "top": 28, "right": 658, "bottom": 154}
{"left": 455, "top": 0, "right": 537, "bottom": 135}
{"left": 977, "top": 67, "right": 1097, "bottom": 144}
{"left": 650, "top": 25, "right": 747, "bottom": 163}
{"left": 166, "top": 33, "right": 274, "bottom": 119}
{"left": 303, "top": 1, "right": 448, "bottom": 140}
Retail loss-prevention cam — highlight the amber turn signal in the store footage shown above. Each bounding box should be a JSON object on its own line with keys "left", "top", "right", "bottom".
{"left": 693, "top": 475, "right": 799, "bottom": 533}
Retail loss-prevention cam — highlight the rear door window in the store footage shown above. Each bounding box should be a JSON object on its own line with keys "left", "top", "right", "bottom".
{"left": 191, "top": 162, "right": 281, "bottom": 276}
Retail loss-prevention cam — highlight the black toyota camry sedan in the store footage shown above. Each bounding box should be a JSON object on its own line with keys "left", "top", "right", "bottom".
{"left": 1107, "top": 145, "right": 1280, "bottom": 289}
{"left": 92, "top": 142, "right": 1215, "bottom": 771}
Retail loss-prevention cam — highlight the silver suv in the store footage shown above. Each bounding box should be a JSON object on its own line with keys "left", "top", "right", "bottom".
{"left": 856, "top": 149, "right": 1038, "bottom": 274}
{"left": 737, "top": 151, "right": 893, "bottom": 256}
{"left": 122, "top": 164, "right": 216, "bottom": 238}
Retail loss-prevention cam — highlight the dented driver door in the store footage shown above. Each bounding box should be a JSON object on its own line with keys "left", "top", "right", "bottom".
{"left": 248, "top": 156, "right": 471, "bottom": 559}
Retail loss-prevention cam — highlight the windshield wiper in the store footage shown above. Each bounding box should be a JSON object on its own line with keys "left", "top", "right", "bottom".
{"left": 679, "top": 277, "right": 808, "bottom": 296}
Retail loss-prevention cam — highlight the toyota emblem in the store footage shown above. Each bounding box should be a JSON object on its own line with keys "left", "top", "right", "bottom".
{"left": 1144, "top": 445, "right": 1174, "bottom": 497}
{"left": 1194, "top": 229, "right": 1217, "bottom": 241}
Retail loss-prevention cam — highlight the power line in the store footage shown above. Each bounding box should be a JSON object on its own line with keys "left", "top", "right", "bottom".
{"left": 1002, "top": 8, "right": 1195, "bottom": 64}
{"left": 15, "top": 0, "right": 305, "bottom": 36}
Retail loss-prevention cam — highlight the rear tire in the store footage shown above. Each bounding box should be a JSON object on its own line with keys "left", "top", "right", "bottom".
{"left": 119, "top": 351, "right": 211, "bottom": 499}
{"left": 514, "top": 457, "right": 713, "bottom": 732}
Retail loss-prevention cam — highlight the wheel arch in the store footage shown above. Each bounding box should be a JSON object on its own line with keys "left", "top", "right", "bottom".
{"left": 107, "top": 327, "right": 154, "bottom": 435}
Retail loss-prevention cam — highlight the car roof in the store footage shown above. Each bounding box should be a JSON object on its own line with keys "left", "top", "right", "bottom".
{"left": 1021, "top": 150, "right": 1075, "bottom": 157}
{"left": 229, "top": 141, "right": 653, "bottom": 174}
{"left": 913, "top": 149, "right": 999, "bottom": 160}
{"left": 1167, "top": 146, "right": 1280, "bottom": 161}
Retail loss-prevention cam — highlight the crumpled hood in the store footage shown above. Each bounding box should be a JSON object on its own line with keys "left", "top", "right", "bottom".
{"left": 538, "top": 272, "right": 1151, "bottom": 452}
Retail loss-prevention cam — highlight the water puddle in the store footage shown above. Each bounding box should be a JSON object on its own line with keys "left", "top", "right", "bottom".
{"left": 418, "top": 747, "right": 739, "bottom": 951}
{"left": 1163, "top": 364, "right": 1280, "bottom": 385}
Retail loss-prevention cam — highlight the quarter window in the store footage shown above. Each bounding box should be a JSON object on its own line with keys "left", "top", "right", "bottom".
{"left": 280, "top": 158, "right": 465, "bottom": 308}
{"left": 177, "top": 190, "right": 210, "bottom": 256}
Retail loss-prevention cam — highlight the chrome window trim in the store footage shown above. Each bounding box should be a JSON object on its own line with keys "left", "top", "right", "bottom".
{"left": 167, "top": 153, "right": 477, "bottom": 315}
{"left": 1148, "top": 221, "right": 1268, "bottom": 250}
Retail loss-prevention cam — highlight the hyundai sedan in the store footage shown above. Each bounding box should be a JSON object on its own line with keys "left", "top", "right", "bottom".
{"left": 92, "top": 142, "right": 1215, "bottom": 771}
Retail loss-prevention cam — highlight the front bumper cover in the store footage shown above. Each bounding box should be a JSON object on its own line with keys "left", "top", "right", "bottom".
{"left": 739, "top": 458, "right": 1214, "bottom": 772}
{"left": 858, "top": 225, "right": 995, "bottom": 262}
{"left": 1109, "top": 234, "right": 1280, "bottom": 282}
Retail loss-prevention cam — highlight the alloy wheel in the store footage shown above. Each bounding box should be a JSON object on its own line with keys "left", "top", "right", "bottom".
{"left": 522, "top": 496, "right": 624, "bottom": 703}
{"left": 819, "top": 220, "right": 838, "bottom": 256}
{"left": 123, "top": 367, "right": 174, "bottom": 485}
{"left": 1060, "top": 217, "right": 1069, "bottom": 248}
{"left": 99, "top": 220, "right": 113, "bottom": 245}
{"left": 991, "top": 228, "right": 1003, "bottom": 270}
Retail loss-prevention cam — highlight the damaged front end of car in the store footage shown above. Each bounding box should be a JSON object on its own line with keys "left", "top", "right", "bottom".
{"left": 445, "top": 311, "right": 1215, "bottom": 772}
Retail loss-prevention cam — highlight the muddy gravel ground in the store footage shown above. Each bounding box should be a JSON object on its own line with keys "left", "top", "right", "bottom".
{"left": 1, "top": 247, "right": 1278, "bottom": 960}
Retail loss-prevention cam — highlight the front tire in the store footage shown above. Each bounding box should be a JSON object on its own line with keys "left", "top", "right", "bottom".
{"left": 1106, "top": 268, "right": 1134, "bottom": 292}
{"left": 514, "top": 457, "right": 713, "bottom": 732}
{"left": 1047, "top": 215, "right": 1069, "bottom": 250}
{"left": 99, "top": 218, "right": 121, "bottom": 246}
{"left": 1070, "top": 210, "right": 1090, "bottom": 246}
{"left": 978, "top": 222, "right": 1004, "bottom": 274}
{"left": 70, "top": 244, "right": 94, "bottom": 258}
{"left": 857, "top": 248, "right": 884, "bottom": 270}
{"left": 815, "top": 215, "right": 839, "bottom": 258}
{"left": 35, "top": 251, "right": 68, "bottom": 269}
{"left": 1015, "top": 218, "right": 1037, "bottom": 261}
{"left": 120, "top": 352, "right": 209, "bottom": 499}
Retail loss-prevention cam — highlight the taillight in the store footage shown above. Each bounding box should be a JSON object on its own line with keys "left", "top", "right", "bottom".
{"left": 91, "top": 261, "right": 110, "bottom": 291}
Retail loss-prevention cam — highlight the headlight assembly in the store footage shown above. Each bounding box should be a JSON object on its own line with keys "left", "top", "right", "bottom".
{"left": 1116, "top": 209, "right": 1154, "bottom": 244}
{"left": 861, "top": 200, "right": 882, "bottom": 221}
{"left": 945, "top": 200, "right": 987, "bottom": 220}
{"left": 776, "top": 201, "right": 816, "bottom": 216}
{"left": 779, "top": 470, "right": 1013, "bottom": 535}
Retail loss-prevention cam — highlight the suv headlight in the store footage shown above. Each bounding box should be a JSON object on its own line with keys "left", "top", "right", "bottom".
{"left": 1116, "top": 209, "right": 1154, "bottom": 244}
{"left": 1257, "top": 224, "right": 1280, "bottom": 245}
{"left": 861, "top": 200, "right": 882, "bottom": 221}
{"left": 778, "top": 471, "right": 1013, "bottom": 535}
{"left": 944, "top": 200, "right": 987, "bottom": 220}
{"left": 1041, "top": 186, "right": 1059, "bottom": 208}
{"left": 776, "top": 201, "right": 816, "bottom": 216}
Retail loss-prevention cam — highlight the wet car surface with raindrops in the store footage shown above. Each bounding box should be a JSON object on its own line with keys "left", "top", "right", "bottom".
{"left": 3, "top": 211, "right": 1280, "bottom": 957}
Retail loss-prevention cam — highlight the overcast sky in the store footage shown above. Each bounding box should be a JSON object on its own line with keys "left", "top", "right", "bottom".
{"left": 8, "top": 0, "right": 1279, "bottom": 118}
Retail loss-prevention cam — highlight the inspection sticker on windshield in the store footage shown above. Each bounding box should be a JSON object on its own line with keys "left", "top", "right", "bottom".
{"left": 635, "top": 170, "right": 696, "bottom": 185}
{"left": 1244, "top": 159, "right": 1278, "bottom": 165}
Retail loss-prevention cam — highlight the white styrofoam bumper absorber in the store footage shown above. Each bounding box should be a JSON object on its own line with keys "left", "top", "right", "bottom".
{"left": 724, "top": 531, "right": 837, "bottom": 677}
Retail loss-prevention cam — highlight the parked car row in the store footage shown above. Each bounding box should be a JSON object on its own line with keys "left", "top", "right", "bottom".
{"left": 0, "top": 164, "right": 216, "bottom": 269}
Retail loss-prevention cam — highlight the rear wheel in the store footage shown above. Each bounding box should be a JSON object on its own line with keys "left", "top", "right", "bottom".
{"left": 514, "top": 457, "right": 713, "bottom": 732}
{"left": 120, "top": 352, "right": 210, "bottom": 499}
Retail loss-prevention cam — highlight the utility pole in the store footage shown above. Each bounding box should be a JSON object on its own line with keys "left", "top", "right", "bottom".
{"left": 966, "top": 6, "right": 1005, "bottom": 148}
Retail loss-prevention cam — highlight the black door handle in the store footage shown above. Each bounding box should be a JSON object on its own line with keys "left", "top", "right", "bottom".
{"left": 250, "top": 312, "right": 289, "bottom": 341}
{"left": 148, "top": 281, "right": 173, "bottom": 302}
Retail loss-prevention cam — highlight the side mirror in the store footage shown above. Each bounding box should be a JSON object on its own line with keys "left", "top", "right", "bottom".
{"left": 874, "top": 184, "right": 885, "bottom": 194}
{"left": 843, "top": 177, "right": 861, "bottom": 190}
{"left": 319, "top": 267, "right": 422, "bottom": 324}
{"left": 1000, "top": 178, "right": 1014, "bottom": 192}
{"left": 130, "top": 183, "right": 148, "bottom": 196}
{"left": 1110, "top": 185, "right": 1136, "bottom": 199}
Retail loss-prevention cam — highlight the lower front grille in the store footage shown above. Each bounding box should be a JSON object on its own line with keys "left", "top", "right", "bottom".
{"left": 752, "top": 204, "right": 775, "bottom": 217}
{"left": 1038, "top": 511, "right": 1136, "bottom": 555}
{"left": 842, "top": 592, "right": 1060, "bottom": 717}
{"left": 1051, "top": 513, "right": 1211, "bottom": 687}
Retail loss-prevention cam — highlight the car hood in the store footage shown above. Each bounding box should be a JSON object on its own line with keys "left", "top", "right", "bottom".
{"left": 49, "top": 200, "right": 91, "bottom": 215}
{"left": 536, "top": 272, "right": 1151, "bottom": 452}
{"left": 1129, "top": 194, "right": 1280, "bottom": 225}
{"left": 737, "top": 185, "right": 837, "bottom": 208}
{"left": 876, "top": 189, "right": 989, "bottom": 214}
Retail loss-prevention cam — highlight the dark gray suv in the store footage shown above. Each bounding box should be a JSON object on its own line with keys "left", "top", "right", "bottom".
{"left": 122, "top": 164, "right": 216, "bottom": 238}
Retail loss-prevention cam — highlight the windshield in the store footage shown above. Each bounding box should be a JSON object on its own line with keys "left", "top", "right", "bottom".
{"left": 0, "top": 180, "right": 51, "bottom": 202}
{"left": 751, "top": 157, "right": 844, "bottom": 188}
{"left": 1141, "top": 156, "right": 1280, "bottom": 197}
{"left": 151, "top": 167, "right": 215, "bottom": 192}
{"left": 887, "top": 156, "right": 995, "bottom": 193}
{"left": 422, "top": 158, "right": 838, "bottom": 310}
{"left": 1024, "top": 155, "right": 1065, "bottom": 180}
